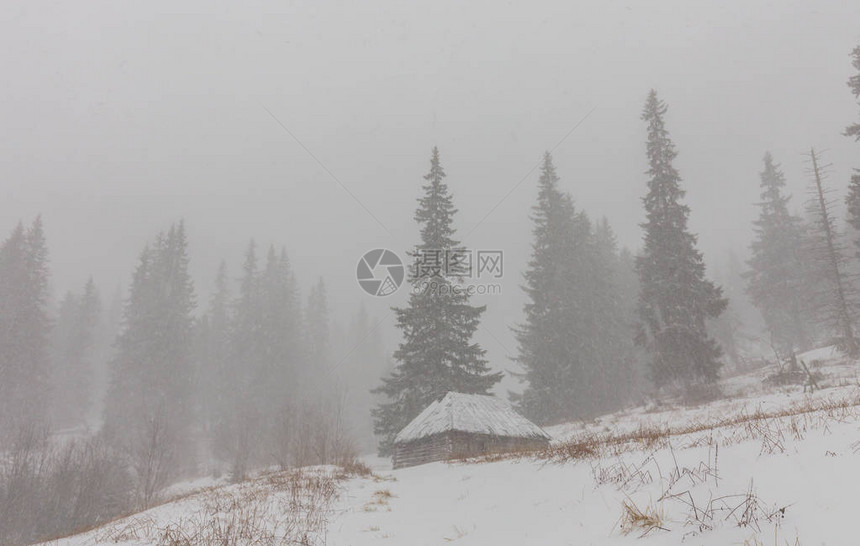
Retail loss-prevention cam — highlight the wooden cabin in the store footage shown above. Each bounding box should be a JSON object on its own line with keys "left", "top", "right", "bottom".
{"left": 392, "top": 392, "right": 551, "bottom": 469}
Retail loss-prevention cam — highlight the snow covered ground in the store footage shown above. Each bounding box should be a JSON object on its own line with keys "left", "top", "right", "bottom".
{"left": 44, "top": 467, "right": 342, "bottom": 546}
{"left": 47, "top": 347, "right": 860, "bottom": 545}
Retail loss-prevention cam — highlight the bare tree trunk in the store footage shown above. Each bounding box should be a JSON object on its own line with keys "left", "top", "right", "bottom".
{"left": 809, "top": 147, "right": 858, "bottom": 355}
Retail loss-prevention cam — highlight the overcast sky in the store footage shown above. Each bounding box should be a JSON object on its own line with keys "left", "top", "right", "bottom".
{"left": 2, "top": 0, "right": 859, "bottom": 389}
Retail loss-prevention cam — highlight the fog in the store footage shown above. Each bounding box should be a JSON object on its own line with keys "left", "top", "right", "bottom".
{"left": 2, "top": 1, "right": 860, "bottom": 542}
{"left": 4, "top": 1, "right": 858, "bottom": 340}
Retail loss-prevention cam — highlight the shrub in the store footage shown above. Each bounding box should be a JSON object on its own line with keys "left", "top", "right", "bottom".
{"left": 0, "top": 425, "right": 134, "bottom": 545}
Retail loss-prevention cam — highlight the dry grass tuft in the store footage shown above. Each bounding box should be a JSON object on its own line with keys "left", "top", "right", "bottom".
{"left": 619, "top": 498, "right": 667, "bottom": 537}
{"left": 362, "top": 488, "right": 396, "bottom": 512}
{"left": 339, "top": 458, "right": 373, "bottom": 478}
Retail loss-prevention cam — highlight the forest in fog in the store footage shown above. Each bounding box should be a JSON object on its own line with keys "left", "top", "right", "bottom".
{"left": 1, "top": 1, "right": 860, "bottom": 544}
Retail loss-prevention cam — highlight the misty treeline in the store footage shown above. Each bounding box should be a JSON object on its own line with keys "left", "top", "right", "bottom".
{"left": 100, "top": 226, "right": 356, "bottom": 487}
{"left": 373, "top": 46, "right": 860, "bottom": 443}
{"left": 0, "top": 220, "right": 387, "bottom": 544}
{"left": 1, "top": 42, "right": 859, "bottom": 543}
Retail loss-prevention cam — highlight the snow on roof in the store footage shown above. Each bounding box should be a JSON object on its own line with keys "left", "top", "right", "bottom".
{"left": 394, "top": 392, "right": 550, "bottom": 444}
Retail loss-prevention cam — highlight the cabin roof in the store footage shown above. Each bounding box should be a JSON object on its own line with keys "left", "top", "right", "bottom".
{"left": 394, "top": 391, "right": 551, "bottom": 444}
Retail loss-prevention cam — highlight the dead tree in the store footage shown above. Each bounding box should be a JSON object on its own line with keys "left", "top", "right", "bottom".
{"left": 806, "top": 147, "right": 858, "bottom": 356}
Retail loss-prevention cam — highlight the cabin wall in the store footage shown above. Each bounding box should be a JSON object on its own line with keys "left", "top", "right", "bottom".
{"left": 449, "top": 432, "right": 548, "bottom": 459}
{"left": 393, "top": 433, "right": 452, "bottom": 469}
{"left": 393, "top": 432, "right": 548, "bottom": 469}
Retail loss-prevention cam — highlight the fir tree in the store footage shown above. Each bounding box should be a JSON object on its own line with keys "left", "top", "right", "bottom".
{"left": 259, "top": 246, "right": 303, "bottom": 407}
{"left": 216, "top": 242, "right": 306, "bottom": 476}
{"left": 846, "top": 46, "right": 860, "bottom": 280}
{"left": 153, "top": 223, "right": 195, "bottom": 410}
{"left": 589, "top": 217, "right": 637, "bottom": 410}
{"left": 213, "top": 241, "right": 261, "bottom": 476}
{"left": 230, "top": 242, "right": 303, "bottom": 412}
{"left": 512, "top": 153, "right": 585, "bottom": 422}
{"left": 197, "top": 260, "right": 231, "bottom": 441}
{"left": 847, "top": 174, "right": 860, "bottom": 258}
{"left": 636, "top": 90, "right": 727, "bottom": 390}
{"left": 513, "top": 154, "right": 636, "bottom": 424}
{"left": 340, "top": 303, "right": 387, "bottom": 452}
{"left": 231, "top": 240, "right": 263, "bottom": 393}
{"left": 0, "top": 218, "right": 52, "bottom": 438}
{"left": 103, "top": 222, "right": 197, "bottom": 471}
{"left": 373, "top": 147, "right": 501, "bottom": 454}
{"left": 614, "top": 246, "right": 646, "bottom": 389}
{"left": 846, "top": 46, "right": 860, "bottom": 142}
{"left": 746, "top": 153, "right": 814, "bottom": 353}
{"left": 24, "top": 217, "right": 52, "bottom": 419}
{"left": 103, "top": 244, "right": 153, "bottom": 440}
{"left": 50, "top": 278, "right": 101, "bottom": 429}
{"left": 305, "top": 277, "right": 330, "bottom": 380}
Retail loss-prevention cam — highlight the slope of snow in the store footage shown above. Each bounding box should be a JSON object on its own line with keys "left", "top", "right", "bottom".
{"left": 49, "top": 348, "right": 860, "bottom": 545}
{"left": 332, "top": 401, "right": 860, "bottom": 544}
{"left": 330, "top": 426, "right": 859, "bottom": 545}
{"left": 43, "top": 467, "right": 341, "bottom": 546}
{"left": 329, "top": 351, "right": 860, "bottom": 545}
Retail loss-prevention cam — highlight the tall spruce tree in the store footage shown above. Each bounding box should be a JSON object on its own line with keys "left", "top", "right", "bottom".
{"left": 746, "top": 153, "right": 814, "bottom": 353}
{"left": 846, "top": 46, "right": 860, "bottom": 141}
{"left": 614, "top": 245, "right": 646, "bottom": 390}
{"left": 636, "top": 90, "right": 727, "bottom": 390}
{"left": 259, "top": 246, "right": 303, "bottom": 407}
{"left": 215, "top": 242, "right": 306, "bottom": 477}
{"left": 373, "top": 147, "right": 501, "bottom": 454}
{"left": 846, "top": 46, "right": 860, "bottom": 295}
{"left": 0, "top": 218, "right": 52, "bottom": 439}
{"left": 513, "top": 154, "right": 636, "bottom": 424}
{"left": 230, "top": 240, "right": 263, "bottom": 406}
{"left": 197, "top": 260, "right": 231, "bottom": 441}
{"left": 339, "top": 303, "right": 387, "bottom": 452}
{"left": 590, "top": 217, "right": 638, "bottom": 410}
{"left": 213, "top": 241, "right": 262, "bottom": 477}
{"left": 50, "top": 278, "right": 101, "bottom": 429}
{"left": 513, "top": 153, "right": 589, "bottom": 422}
{"left": 103, "top": 222, "right": 196, "bottom": 475}
{"left": 305, "top": 277, "right": 330, "bottom": 384}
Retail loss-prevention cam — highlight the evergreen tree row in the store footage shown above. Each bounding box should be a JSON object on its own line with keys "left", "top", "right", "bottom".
{"left": 512, "top": 153, "right": 639, "bottom": 424}
{"left": 747, "top": 48, "right": 860, "bottom": 358}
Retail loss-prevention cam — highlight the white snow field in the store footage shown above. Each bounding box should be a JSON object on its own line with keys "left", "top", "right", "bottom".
{"left": 48, "top": 347, "right": 860, "bottom": 545}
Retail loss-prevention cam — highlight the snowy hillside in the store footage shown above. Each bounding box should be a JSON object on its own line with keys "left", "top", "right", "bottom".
{"left": 48, "top": 347, "right": 860, "bottom": 545}
{"left": 328, "top": 349, "right": 859, "bottom": 545}
{"left": 44, "top": 467, "right": 346, "bottom": 546}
